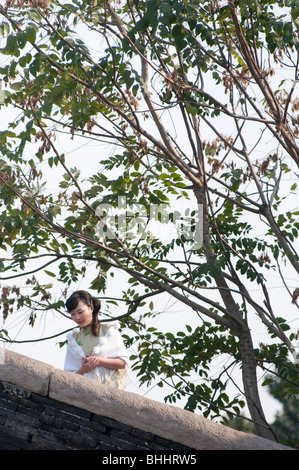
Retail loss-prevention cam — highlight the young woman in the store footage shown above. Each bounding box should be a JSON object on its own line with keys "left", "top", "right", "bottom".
{"left": 64, "top": 290, "right": 130, "bottom": 389}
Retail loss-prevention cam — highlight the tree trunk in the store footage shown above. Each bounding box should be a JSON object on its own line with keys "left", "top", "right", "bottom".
{"left": 237, "top": 324, "right": 278, "bottom": 442}
{"left": 194, "top": 183, "right": 277, "bottom": 441}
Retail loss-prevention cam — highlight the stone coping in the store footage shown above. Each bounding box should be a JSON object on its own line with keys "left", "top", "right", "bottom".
{"left": 0, "top": 347, "right": 290, "bottom": 450}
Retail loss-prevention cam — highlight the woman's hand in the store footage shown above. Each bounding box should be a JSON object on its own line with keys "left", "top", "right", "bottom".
{"left": 76, "top": 355, "right": 126, "bottom": 375}
{"left": 76, "top": 355, "right": 101, "bottom": 375}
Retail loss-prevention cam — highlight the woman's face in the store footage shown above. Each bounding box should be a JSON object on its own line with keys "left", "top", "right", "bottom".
{"left": 69, "top": 300, "right": 93, "bottom": 329}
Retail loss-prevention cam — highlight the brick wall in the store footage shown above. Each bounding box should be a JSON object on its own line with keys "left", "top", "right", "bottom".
{"left": 0, "top": 380, "right": 192, "bottom": 450}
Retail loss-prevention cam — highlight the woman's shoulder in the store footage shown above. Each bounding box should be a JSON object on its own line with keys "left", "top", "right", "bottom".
{"left": 66, "top": 327, "right": 80, "bottom": 340}
{"left": 99, "top": 321, "right": 120, "bottom": 335}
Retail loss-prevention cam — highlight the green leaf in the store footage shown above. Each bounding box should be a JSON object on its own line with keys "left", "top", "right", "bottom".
{"left": 44, "top": 270, "right": 56, "bottom": 278}
{"left": 26, "top": 26, "right": 37, "bottom": 44}
{"left": 2, "top": 35, "right": 19, "bottom": 57}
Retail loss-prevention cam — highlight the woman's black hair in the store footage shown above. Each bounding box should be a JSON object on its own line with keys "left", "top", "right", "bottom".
{"left": 66, "top": 290, "right": 101, "bottom": 336}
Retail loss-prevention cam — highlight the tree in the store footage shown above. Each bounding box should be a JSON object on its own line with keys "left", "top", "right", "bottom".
{"left": 268, "top": 375, "right": 299, "bottom": 448}
{"left": 0, "top": 0, "right": 298, "bottom": 442}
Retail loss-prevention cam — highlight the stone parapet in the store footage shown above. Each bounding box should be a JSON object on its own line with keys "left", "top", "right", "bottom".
{"left": 0, "top": 347, "right": 291, "bottom": 450}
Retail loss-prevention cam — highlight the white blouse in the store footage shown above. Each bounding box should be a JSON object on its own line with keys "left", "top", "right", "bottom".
{"left": 64, "top": 321, "right": 131, "bottom": 389}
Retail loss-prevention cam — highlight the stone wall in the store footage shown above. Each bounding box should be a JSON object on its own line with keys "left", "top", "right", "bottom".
{"left": 0, "top": 380, "right": 191, "bottom": 450}
{"left": 0, "top": 348, "right": 290, "bottom": 450}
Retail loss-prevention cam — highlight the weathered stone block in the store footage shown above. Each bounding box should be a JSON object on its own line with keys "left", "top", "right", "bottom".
{"left": 0, "top": 348, "right": 54, "bottom": 396}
